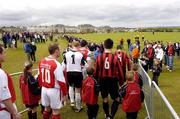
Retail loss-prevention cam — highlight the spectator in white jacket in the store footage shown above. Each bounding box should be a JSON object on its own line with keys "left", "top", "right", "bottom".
{"left": 155, "top": 44, "right": 164, "bottom": 68}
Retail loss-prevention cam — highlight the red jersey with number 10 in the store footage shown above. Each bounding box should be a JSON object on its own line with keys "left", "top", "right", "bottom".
{"left": 38, "top": 57, "right": 57, "bottom": 88}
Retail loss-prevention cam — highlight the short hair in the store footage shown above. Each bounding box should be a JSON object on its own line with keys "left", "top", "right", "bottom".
{"left": 132, "top": 63, "right": 139, "bottom": 71}
{"left": 117, "top": 45, "right": 122, "bottom": 50}
{"left": 72, "top": 41, "right": 80, "bottom": 48}
{"left": 48, "top": 43, "right": 59, "bottom": 55}
{"left": 126, "top": 71, "right": 134, "bottom": 81}
{"left": 86, "top": 67, "right": 94, "bottom": 75}
{"left": 0, "top": 44, "right": 4, "bottom": 54}
{"left": 81, "top": 40, "right": 88, "bottom": 47}
{"left": 104, "top": 38, "right": 113, "bottom": 49}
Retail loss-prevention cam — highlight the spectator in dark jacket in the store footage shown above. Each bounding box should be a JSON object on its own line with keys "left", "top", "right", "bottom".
{"left": 119, "top": 71, "right": 144, "bottom": 119}
{"left": 152, "top": 59, "right": 162, "bottom": 86}
{"left": 30, "top": 42, "right": 37, "bottom": 62}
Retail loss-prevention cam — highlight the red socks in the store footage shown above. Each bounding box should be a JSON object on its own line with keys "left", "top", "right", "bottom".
{"left": 43, "top": 111, "right": 51, "bottom": 119}
{"left": 52, "top": 114, "right": 61, "bottom": 119}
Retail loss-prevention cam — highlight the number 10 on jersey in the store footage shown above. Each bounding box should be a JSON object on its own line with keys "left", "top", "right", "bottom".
{"left": 41, "top": 68, "right": 51, "bottom": 84}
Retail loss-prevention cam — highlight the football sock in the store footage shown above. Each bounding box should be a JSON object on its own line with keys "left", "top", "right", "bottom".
{"left": 103, "top": 102, "right": 109, "bottom": 117}
{"left": 111, "top": 100, "right": 120, "bottom": 118}
{"left": 43, "top": 110, "right": 51, "bottom": 119}
{"left": 75, "top": 93, "right": 81, "bottom": 109}
{"left": 32, "top": 112, "right": 37, "bottom": 119}
{"left": 69, "top": 86, "right": 75, "bottom": 103}
{"left": 28, "top": 110, "right": 32, "bottom": 119}
{"left": 52, "top": 114, "right": 61, "bottom": 119}
{"left": 40, "top": 104, "right": 45, "bottom": 114}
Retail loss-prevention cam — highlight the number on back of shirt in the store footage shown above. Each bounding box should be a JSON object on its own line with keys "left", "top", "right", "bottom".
{"left": 71, "top": 54, "right": 75, "bottom": 64}
{"left": 118, "top": 54, "right": 122, "bottom": 62}
{"left": 41, "top": 68, "right": 51, "bottom": 84}
{"left": 104, "top": 57, "right": 110, "bottom": 69}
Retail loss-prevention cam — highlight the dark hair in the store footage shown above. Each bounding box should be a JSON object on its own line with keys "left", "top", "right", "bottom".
{"left": 81, "top": 40, "right": 88, "bottom": 47}
{"left": 117, "top": 45, "right": 122, "bottom": 50}
{"left": 0, "top": 44, "right": 4, "bottom": 54}
{"left": 48, "top": 43, "right": 59, "bottom": 55}
{"left": 104, "top": 38, "right": 113, "bottom": 49}
{"left": 23, "top": 62, "right": 33, "bottom": 83}
{"left": 86, "top": 67, "right": 94, "bottom": 75}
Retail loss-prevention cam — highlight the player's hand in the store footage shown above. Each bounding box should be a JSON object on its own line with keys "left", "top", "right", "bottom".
{"left": 13, "top": 113, "right": 22, "bottom": 119}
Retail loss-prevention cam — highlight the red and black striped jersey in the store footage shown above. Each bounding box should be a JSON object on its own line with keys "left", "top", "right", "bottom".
{"left": 94, "top": 52, "right": 124, "bottom": 80}
{"left": 115, "top": 51, "right": 131, "bottom": 71}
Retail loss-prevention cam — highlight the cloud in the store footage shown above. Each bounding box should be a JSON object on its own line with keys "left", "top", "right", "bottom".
{"left": 0, "top": 2, "right": 180, "bottom": 27}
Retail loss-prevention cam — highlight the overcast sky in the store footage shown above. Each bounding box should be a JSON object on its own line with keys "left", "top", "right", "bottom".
{"left": 0, "top": 0, "right": 180, "bottom": 27}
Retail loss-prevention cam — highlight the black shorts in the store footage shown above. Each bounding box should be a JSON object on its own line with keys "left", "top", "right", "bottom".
{"left": 25, "top": 103, "right": 39, "bottom": 109}
{"left": 67, "top": 72, "right": 83, "bottom": 88}
{"left": 100, "top": 77, "right": 119, "bottom": 100}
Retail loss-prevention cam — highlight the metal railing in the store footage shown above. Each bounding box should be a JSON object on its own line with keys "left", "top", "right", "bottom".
{"left": 138, "top": 61, "right": 179, "bottom": 119}
{"left": 151, "top": 81, "right": 179, "bottom": 119}
{"left": 138, "top": 62, "right": 152, "bottom": 118}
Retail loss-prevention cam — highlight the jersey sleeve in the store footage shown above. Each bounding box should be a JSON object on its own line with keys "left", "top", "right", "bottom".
{"left": 54, "top": 63, "right": 67, "bottom": 96}
{"left": 0, "top": 73, "right": 11, "bottom": 101}
{"left": 86, "top": 51, "right": 92, "bottom": 61}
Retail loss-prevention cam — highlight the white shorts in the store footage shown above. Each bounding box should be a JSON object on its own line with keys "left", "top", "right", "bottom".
{"left": 0, "top": 103, "right": 17, "bottom": 119}
{"left": 41, "top": 87, "right": 63, "bottom": 109}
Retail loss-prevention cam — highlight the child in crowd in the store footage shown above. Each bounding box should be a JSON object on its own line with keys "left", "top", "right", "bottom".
{"left": 152, "top": 59, "right": 162, "bottom": 86}
{"left": 119, "top": 71, "right": 144, "bottom": 119}
{"left": 140, "top": 53, "right": 149, "bottom": 72}
{"left": 82, "top": 67, "right": 99, "bottom": 119}
{"left": 19, "top": 62, "right": 41, "bottom": 119}
{"left": 132, "top": 63, "right": 143, "bottom": 89}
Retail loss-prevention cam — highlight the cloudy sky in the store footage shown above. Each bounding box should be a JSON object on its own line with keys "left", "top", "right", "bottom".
{"left": 0, "top": 0, "right": 180, "bottom": 27}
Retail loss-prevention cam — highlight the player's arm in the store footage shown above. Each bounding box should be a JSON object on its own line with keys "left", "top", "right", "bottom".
{"left": 55, "top": 64, "right": 67, "bottom": 96}
{"left": 2, "top": 98, "right": 19, "bottom": 117}
{"left": 115, "top": 56, "right": 124, "bottom": 82}
{"left": 126, "top": 54, "right": 131, "bottom": 71}
{"left": 119, "top": 84, "right": 127, "bottom": 100}
{"left": 63, "top": 54, "right": 67, "bottom": 64}
{"left": 94, "top": 55, "right": 100, "bottom": 79}
{"left": 0, "top": 78, "right": 21, "bottom": 119}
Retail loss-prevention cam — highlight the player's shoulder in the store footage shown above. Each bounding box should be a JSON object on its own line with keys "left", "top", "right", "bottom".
{"left": 0, "top": 68, "right": 8, "bottom": 82}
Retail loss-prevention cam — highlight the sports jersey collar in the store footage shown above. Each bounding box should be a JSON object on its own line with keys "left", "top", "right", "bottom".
{"left": 104, "top": 49, "right": 112, "bottom": 53}
{"left": 69, "top": 48, "right": 77, "bottom": 52}
{"left": 46, "top": 55, "right": 57, "bottom": 60}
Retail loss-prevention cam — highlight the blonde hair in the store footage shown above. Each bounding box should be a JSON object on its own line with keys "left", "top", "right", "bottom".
{"left": 132, "top": 63, "right": 138, "bottom": 71}
{"left": 72, "top": 41, "right": 80, "bottom": 48}
{"left": 126, "top": 71, "right": 134, "bottom": 81}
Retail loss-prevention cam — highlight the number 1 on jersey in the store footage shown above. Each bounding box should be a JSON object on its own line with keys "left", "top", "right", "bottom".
{"left": 71, "top": 54, "right": 75, "bottom": 64}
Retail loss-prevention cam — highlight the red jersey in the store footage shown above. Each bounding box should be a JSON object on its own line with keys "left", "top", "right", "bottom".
{"left": 38, "top": 57, "right": 67, "bottom": 95}
{"left": 147, "top": 47, "right": 154, "bottom": 59}
{"left": 82, "top": 76, "right": 98, "bottom": 105}
{"left": 115, "top": 51, "right": 131, "bottom": 70}
{"left": 78, "top": 48, "right": 91, "bottom": 61}
{"left": 38, "top": 57, "right": 57, "bottom": 88}
{"left": 19, "top": 74, "right": 40, "bottom": 105}
{"left": 168, "top": 45, "right": 175, "bottom": 56}
{"left": 121, "top": 82, "right": 142, "bottom": 112}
